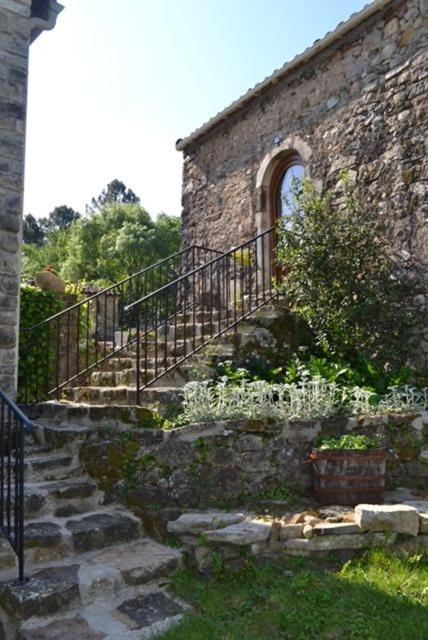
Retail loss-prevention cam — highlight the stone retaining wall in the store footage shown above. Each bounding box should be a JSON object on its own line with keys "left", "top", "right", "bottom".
{"left": 81, "top": 412, "right": 428, "bottom": 521}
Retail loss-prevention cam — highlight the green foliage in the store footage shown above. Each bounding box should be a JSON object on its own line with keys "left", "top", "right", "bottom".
{"left": 21, "top": 181, "right": 181, "bottom": 286}
{"left": 315, "top": 434, "right": 380, "bottom": 451}
{"left": 23, "top": 213, "right": 45, "bottom": 246}
{"left": 88, "top": 178, "right": 140, "bottom": 213}
{"left": 60, "top": 204, "right": 180, "bottom": 285}
{"left": 282, "top": 353, "right": 412, "bottom": 394}
{"left": 163, "top": 550, "right": 428, "bottom": 640}
{"left": 17, "top": 285, "right": 64, "bottom": 402}
{"left": 276, "top": 175, "right": 423, "bottom": 371}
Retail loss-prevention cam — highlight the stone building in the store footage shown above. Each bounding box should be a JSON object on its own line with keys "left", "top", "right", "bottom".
{"left": 177, "top": 0, "right": 427, "bottom": 294}
{"left": 0, "top": 0, "right": 63, "bottom": 395}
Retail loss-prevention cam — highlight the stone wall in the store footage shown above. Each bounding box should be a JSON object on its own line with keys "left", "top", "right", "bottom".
{"left": 0, "top": 0, "right": 31, "bottom": 395}
{"left": 180, "top": 0, "right": 427, "bottom": 298}
{"left": 81, "top": 411, "right": 428, "bottom": 522}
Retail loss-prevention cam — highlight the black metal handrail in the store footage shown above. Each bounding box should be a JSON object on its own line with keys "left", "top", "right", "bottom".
{"left": 19, "top": 244, "right": 223, "bottom": 404}
{"left": 125, "top": 226, "right": 277, "bottom": 404}
{"left": 0, "top": 388, "right": 33, "bottom": 584}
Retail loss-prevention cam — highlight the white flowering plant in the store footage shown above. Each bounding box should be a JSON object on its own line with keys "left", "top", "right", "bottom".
{"left": 180, "top": 378, "right": 427, "bottom": 424}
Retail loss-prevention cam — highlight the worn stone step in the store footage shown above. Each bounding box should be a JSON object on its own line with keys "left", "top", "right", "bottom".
{"left": 176, "top": 310, "right": 221, "bottom": 323}
{"left": 62, "top": 386, "right": 181, "bottom": 406}
{"left": 40, "top": 480, "right": 100, "bottom": 518}
{"left": 34, "top": 422, "right": 95, "bottom": 450}
{"left": 0, "top": 540, "right": 184, "bottom": 633}
{"left": 0, "top": 510, "right": 143, "bottom": 570}
{"left": 23, "top": 452, "right": 80, "bottom": 483}
{"left": 16, "top": 586, "right": 187, "bottom": 639}
{"left": 33, "top": 402, "right": 155, "bottom": 429}
{"left": 90, "top": 363, "right": 202, "bottom": 388}
{"left": 169, "top": 320, "right": 227, "bottom": 340}
{"left": 98, "top": 356, "right": 175, "bottom": 372}
{"left": 18, "top": 480, "right": 99, "bottom": 520}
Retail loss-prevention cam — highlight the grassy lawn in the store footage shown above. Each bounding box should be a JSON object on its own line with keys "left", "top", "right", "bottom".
{"left": 161, "top": 549, "right": 428, "bottom": 640}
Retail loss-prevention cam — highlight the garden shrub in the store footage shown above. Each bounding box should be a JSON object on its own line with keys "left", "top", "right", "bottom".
{"left": 276, "top": 174, "right": 424, "bottom": 372}
{"left": 18, "top": 285, "right": 64, "bottom": 402}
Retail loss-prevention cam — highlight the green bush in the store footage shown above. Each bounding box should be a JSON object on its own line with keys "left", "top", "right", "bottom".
{"left": 276, "top": 175, "right": 423, "bottom": 372}
{"left": 315, "top": 434, "right": 380, "bottom": 451}
{"left": 18, "top": 285, "right": 64, "bottom": 402}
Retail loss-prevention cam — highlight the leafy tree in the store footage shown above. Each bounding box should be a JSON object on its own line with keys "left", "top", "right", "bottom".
{"left": 276, "top": 175, "right": 423, "bottom": 370}
{"left": 88, "top": 179, "right": 140, "bottom": 213}
{"left": 23, "top": 214, "right": 45, "bottom": 246}
{"left": 40, "top": 205, "right": 80, "bottom": 233}
{"left": 60, "top": 203, "right": 180, "bottom": 284}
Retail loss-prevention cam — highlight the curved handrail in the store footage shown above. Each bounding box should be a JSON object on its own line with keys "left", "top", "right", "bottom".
{"left": 0, "top": 387, "right": 30, "bottom": 583}
{"left": 0, "top": 388, "right": 33, "bottom": 431}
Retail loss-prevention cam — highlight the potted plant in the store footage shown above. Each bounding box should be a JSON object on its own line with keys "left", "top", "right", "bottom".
{"left": 310, "top": 434, "right": 385, "bottom": 506}
{"left": 35, "top": 265, "right": 66, "bottom": 293}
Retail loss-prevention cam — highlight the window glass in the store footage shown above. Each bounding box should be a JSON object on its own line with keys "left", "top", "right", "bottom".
{"left": 277, "top": 163, "right": 305, "bottom": 219}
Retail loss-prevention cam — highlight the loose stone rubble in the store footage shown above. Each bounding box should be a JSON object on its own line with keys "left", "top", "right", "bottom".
{"left": 167, "top": 493, "right": 428, "bottom": 571}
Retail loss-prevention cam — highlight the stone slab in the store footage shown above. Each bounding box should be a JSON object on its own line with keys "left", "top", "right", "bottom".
{"left": 355, "top": 504, "right": 420, "bottom": 536}
{"left": 0, "top": 564, "right": 80, "bottom": 620}
{"left": 204, "top": 519, "right": 272, "bottom": 545}
{"left": 66, "top": 512, "right": 140, "bottom": 552}
{"left": 113, "top": 591, "right": 185, "bottom": 630}
{"left": 419, "top": 514, "right": 428, "bottom": 534}
{"left": 167, "top": 511, "right": 246, "bottom": 535}
{"left": 20, "top": 616, "right": 105, "bottom": 640}
{"left": 313, "top": 522, "right": 360, "bottom": 536}
{"left": 43, "top": 480, "right": 97, "bottom": 500}
{"left": 279, "top": 523, "right": 304, "bottom": 540}
{"left": 92, "top": 539, "right": 182, "bottom": 585}
{"left": 283, "top": 533, "right": 397, "bottom": 555}
{"left": 24, "top": 522, "right": 62, "bottom": 548}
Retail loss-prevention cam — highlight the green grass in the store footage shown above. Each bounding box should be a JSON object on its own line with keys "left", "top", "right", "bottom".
{"left": 160, "top": 550, "right": 428, "bottom": 640}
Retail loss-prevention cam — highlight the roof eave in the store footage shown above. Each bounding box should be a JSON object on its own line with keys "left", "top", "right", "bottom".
{"left": 176, "top": 0, "right": 392, "bottom": 152}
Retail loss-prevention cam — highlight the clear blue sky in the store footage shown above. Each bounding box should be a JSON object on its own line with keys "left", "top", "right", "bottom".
{"left": 25, "top": 0, "right": 366, "bottom": 219}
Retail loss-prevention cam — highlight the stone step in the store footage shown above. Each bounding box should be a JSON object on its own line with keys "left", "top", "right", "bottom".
{"left": 98, "top": 356, "right": 175, "bottom": 372}
{"left": 168, "top": 320, "right": 227, "bottom": 340}
{"left": 23, "top": 452, "right": 80, "bottom": 483}
{"left": 176, "top": 310, "right": 221, "bottom": 323}
{"left": 34, "top": 422, "right": 95, "bottom": 450}
{"left": 0, "top": 539, "right": 184, "bottom": 636}
{"left": 61, "top": 386, "right": 182, "bottom": 406}
{"left": 33, "top": 402, "right": 155, "bottom": 430}
{"left": 90, "top": 364, "right": 201, "bottom": 388}
{"left": 0, "top": 510, "right": 143, "bottom": 570}
{"left": 21, "top": 479, "right": 100, "bottom": 520}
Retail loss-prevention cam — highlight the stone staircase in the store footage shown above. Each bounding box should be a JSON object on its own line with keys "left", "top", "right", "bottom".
{"left": 0, "top": 423, "right": 186, "bottom": 640}
{"left": 0, "top": 302, "right": 288, "bottom": 638}
{"left": 34, "top": 303, "right": 286, "bottom": 425}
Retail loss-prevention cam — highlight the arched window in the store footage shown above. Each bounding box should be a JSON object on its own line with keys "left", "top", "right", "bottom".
{"left": 270, "top": 152, "right": 305, "bottom": 224}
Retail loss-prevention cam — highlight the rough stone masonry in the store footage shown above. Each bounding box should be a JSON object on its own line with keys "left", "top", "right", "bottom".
{"left": 0, "top": 0, "right": 32, "bottom": 395}
{"left": 0, "top": 1, "right": 62, "bottom": 396}
{"left": 177, "top": 0, "right": 428, "bottom": 350}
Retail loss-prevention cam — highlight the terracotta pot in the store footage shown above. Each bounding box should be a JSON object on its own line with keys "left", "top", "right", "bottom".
{"left": 35, "top": 271, "right": 65, "bottom": 293}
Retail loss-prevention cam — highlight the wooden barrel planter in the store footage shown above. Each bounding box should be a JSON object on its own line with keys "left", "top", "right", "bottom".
{"left": 310, "top": 449, "right": 386, "bottom": 506}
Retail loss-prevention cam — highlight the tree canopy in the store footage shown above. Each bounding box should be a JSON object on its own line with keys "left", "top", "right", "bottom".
{"left": 21, "top": 180, "right": 181, "bottom": 286}
{"left": 87, "top": 179, "right": 140, "bottom": 213}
